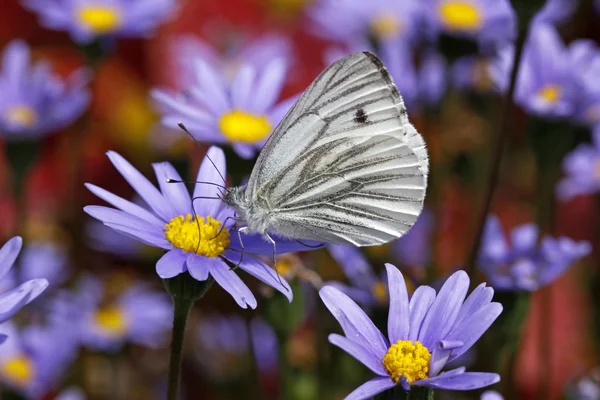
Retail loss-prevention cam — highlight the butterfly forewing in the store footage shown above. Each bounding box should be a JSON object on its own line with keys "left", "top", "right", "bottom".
{"left": 245, "top": 52, "right": 428, "bottom": 246}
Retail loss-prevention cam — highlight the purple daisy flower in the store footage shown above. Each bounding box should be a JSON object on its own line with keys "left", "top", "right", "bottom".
{"left": 0, "top": 237, "right": 48, "bottom": 330}
{"left": 568, "top": 39, "right": 600, "bottom": 126}
{"left": 421, "top": 0, "right": 516, "bottom": 46}
{"left": 320, "top": 264, "right": 502, "bottom": 398}
{"left": 489, "top": 24, "right": 577, "bottom": 118}
{"left": 481, "top": 391, "right": 504, "bottom": 400}
{"left": 534, "top": 0, "right": 579, "bottom": 26}
{"left": 0, "top": 320, "right": 79, "bottom": 398}
{"left": 84, "top": 147, "right": 314, "bottom": 308}
{"left": 557, "top": 127, "right": 600, "bottom": 200}
{"left": 172, "top": 33, "right": 293, "bottom": 88}
{"left": 418, "top": 50, "right": 448, "bottom": 106}
{"left": 479, "top": 215, "right": 591, "bottom": 291}
{"left": 72, "top": 276, "right": 172, "bottom": 351}
{"left": 151, "top": 57, "right": 294, "bottom": 159}
{"left": 0, "top": 40, "right": 90, "bottom": 140}
{"left": 391, "top": 208, "right": 434, "bottom": 268}
{"left": 21, "top": 0, "right": 178, "bottom": 44}
{"left": 326, "top": 245, "right": 388, "bottom": 307}
{"left": 307, "top": 0, "right": 424, "bottom": 47}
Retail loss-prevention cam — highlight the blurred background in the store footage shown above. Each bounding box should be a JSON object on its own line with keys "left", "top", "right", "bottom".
{"left": 1, "top": 0, "right": 600, "bottom": 399}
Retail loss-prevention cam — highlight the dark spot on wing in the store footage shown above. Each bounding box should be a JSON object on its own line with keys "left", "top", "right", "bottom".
{"left": 354, "top": 108, "right": 368, "bottom": 124}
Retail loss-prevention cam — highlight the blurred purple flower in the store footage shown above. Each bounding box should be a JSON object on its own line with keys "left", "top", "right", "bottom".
{"left": 565, "top": 368, "right": 600, "bottom": 400}
{"left": 534, "top": 0, "right": 579, "bottom": 26}
{"left": 0, "top": 40, "right": 90, "bottom": 140}
{"left": 84, "top": 147, "right": 314, "bottom": 309}
{"left": 568, "top": 40, "right": 600, "bottom": 126}
{"left": 489, "top": 24, "right": 577, "bottom": 118}
{"left": 324, "top": 40, "right": 419, "bottom": 109}
{"left": 422, "top": 0, "right": 516, "bottom": 46}
{"left": 481, "top": 391, "right": 504, "bottom": 400}
{"left": 391, "top": 209, "right": 434, "bottom": 268}
{"left": 195, "top": 315, "right": 278, "bottom": 379}
{"left": 307, "top": 0, "right": 423, "bottom": 47}
{"left": 172, "top": 33, "right": 293, "bottom": 88}
{"left": 0, "top": 237, "right": 48, "bottom": 331}
{"left": 56, "top": 387, "right": 86, "bottom": 400}
{"left": 86, "top": 220, "right": 148, "bottom": 258}
{"left": 73, "top": 276, "right": 172, "bottom": 351}
{"left": 151, "top": 57, "right": 293, "bottom": 159}
{"left": 326, "top": 245, "right": 388, "bottom": 307}
{"left": 557, "top": 127, "right": 600, "bottom": 200}
{"left": 479, "top": 215, "right": 591, "bottom": 291}
{"left": 451, "top": 56, "right": 494, "bottom": 92}
{"left": 418, "top": 50, "right": 447, "bottom": 106}
{"left": 21, "top": 0, "right": 178, "bottom": 44}
{"left": 19, "top": 241, "right": 69, "bottom": 288}
{"left": 0, "top": 320, "right": 79, "bottom": 398}
{"left": 320, "top": 265, "right": 502, "bottom": 398}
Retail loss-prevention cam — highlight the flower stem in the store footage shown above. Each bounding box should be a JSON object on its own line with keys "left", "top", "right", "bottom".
{"left": 465, "top": 27, "right": 529, "bottom": 277}
{"left": 163, "top": 273, "right": 214, "bottom": 400}
{"left": 375, "top": 387, "right": 434, "bottom": 400}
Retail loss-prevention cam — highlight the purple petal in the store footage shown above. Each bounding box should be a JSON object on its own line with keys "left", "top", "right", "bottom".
{"left": 103, "top": 223, "right": 171, "bottom": 249}
{"left": 224, "top": 251, "right": 292, "bottom": 302}
{"left": 0, "top": 278, "right": 48, "bottom": 322}
{"left": 386, "top": 264, "right": 410, "bottom": 343}
{"left": 408, "top": 286, "right": 436, "bottom": 341}
{"left": 106, "top": 151, "right": 177, "bottom": 221}
{"left": 510, "top": 224, "right": 539, "bottom": 254}
{"left": 152, "top": 162, "right": 192, "bottom": 216}
{"left": 416, "top": 371, "right": 500, "bottom": 390}
{"left": 232, "top": 143, "right": 257, "bottom": 159}
{"left": 447, "top": 303, "right": 503, "bottom": 362}
{"left": 453, "top": 283, "right": 494, "bottom": 329}
{"left": 418, "top": 271, "right": 470, "bottom": 348}
{"left": 186, "top": 254, "right": 216, "bottom": 281}
{"left": 156, "top": 249, "right": 187, "bottom": 278}
{"left": 344, "top": 377, "right": 396, "bottom": 400}
{"left": 192, "top": 146, "right": 227, "bottom": 216}
{"left": 209, "top": 261, "right": 257, "bottom": 309}
{"left": 429, "top": 340, "right": 463, "bottom": 377}
{"left": 481, "top": 390, "right": 504, "bottom": 400}
{"left": 252, "top": 58, "right": 287, "bottom": 112}
{"left": 231, "top": 65, "right": 256, "bottom": 109}
{"left": 194, "top": 60, "right": 230, "bottom": 115}
{"left": 329, "top": 333, "right": 387, "bottom": 376}
{"left": 0, "top": 237, "right": 22, "bottom": 280}
{"left": 84, "top": 183, "right": 164, "bottom": 227}
{"left": 319, "top": 286, "right": 388, "bottom": 358}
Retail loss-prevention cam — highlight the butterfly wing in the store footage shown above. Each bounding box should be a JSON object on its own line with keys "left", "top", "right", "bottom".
{"left": 245, "top": 52, "right": 428, "bottom": 246}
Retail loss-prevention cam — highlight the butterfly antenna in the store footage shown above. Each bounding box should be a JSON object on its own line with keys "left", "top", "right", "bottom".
{"left": 177, "top": 121, "right": 227, "bottom": 184}
{"left": 166, "top": 178, "right": 227, "bottom": 190}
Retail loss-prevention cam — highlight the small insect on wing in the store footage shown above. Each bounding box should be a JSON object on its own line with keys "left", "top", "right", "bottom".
{"left": 243, "top": 52, "right": 429, "bottom": 246}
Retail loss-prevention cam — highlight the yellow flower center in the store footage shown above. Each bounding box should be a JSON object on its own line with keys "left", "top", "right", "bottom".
{"left": 538, "top": 84, "right": 561, "bottom": 104}
{"left": 77, "top": 5, "right": 122, "bottom": 34}
{"left": 382, "top": 340, "right": 431, "bottom": 384}
{"left": 219, "top": 110, "right": 272, "bottom": 143}
{"left": 371, "top": 281, "right": 388, "bottom": 304}
{"left": 95, "top": 307, "right": 127, "bottom": 335}
{"left": 439, "top": 1, "right": 482, "bottom": 31}
{"left": 4, "top": 106, "right": 37, "bottom": 127}
{"left": 370, "top": 14, "right": 402, "bottom": 40}
{"left": 1, "top": 356, "right": 33, "bottom": 386}
{"left": 164, "top": 214, "right": 230, "bottom": 257}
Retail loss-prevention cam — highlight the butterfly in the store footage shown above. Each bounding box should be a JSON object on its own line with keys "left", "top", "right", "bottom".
{"left": 221, "top": 51, "right": 428, "bottom": 254}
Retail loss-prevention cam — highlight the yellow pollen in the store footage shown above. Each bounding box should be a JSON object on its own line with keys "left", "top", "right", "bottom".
{"left": 77, "top": 5, "right": 122, "bottom": 34}
{"left": 276, "top": 259, "right": 294, "bottom": 277}
{"left": 219, "top": 110, "right": 272, "bottom": 143}
{"left": 1, "top": 356, "right": 33, "bottom": 386}
{"left": 382, "top": 340, "right": 431, "bottom": 384}
{"left": 538, "top": 84, "right": 561, "bottom": 104}
{"left": 371, "top": 14, "right": 402, "bottom": 39}
{"left": 164, "top": 214, "right": 230, "bottom": 257}
{"left": 372, "top": 281, "right": 388, "bottom": 303}
{"left": 439, "top": 1, "right": 482, "bottom": 31}
{"left": 95, "top": 307, "right": 127, "bottom": 335}
{"left": 4, "top": 106, "right": 37, "bottom": 127}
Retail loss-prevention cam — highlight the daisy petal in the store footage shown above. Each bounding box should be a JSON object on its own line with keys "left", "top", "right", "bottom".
{"left": 415, "top": 371, "right": 500, "bottom": 390}
{"left": 344, "top": 377, "right": 396, "bottom": 400}
{"left": 447, "top": 303, "right": 503, "bottom": 362}
{"left": 319, "top": 286, "right": 388, "bottom": 358}
{"left": 0, "top": 278, "right": 48, "bottom": 322}
{"left": 386, "top": 264, "right": 410, "bottom": 343}
{"left": 328, "top": 334, "right": 387, "bottom": 376}
{"left": 84, "top": 206, "right": 161, "bottom": 240}
{"left": 187, "top": 254, "right": 219, "bottom": 281}
{"left": 152, "top": 162, "right": 192, "bottom": 216}
{"left": 0, "top": 237, "right": 22, "bottom": 280}
{"left": 156, "top": 249, "right": 187, "bottom": 278}
{"left": 104, "top": 223, "right": 171, "bottom": 249}
{"left": 106, "top": 151, "right": 176, "bottom": 220}
{"left": 209, "top": 262, "right": 257, "bottom": 309}
{"left": 454, "top": 283, "right": 494, "bottom": 329}
{"left": 408, "top": 286, "right": 436, "bottom": 341}
{"left": 224, "top": 251, "right": 292, "bottom": 302}
{"left": 193, "top": 146, "right": 226, "bottom": 216}
{"left": 231, "top": 65, "right": 255, "bottom": 109}
{"left": 252, "top": 58, "right": 287, "bottom": 112}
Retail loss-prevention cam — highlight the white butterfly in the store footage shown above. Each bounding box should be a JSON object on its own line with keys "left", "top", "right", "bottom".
{"left": 223, "top": 51, "right": 428, "bottom": 250}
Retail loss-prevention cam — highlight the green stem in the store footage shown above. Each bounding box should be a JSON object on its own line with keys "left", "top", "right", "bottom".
{"left": 167, "top": 297, "right": 192, "bottom": 400}
{"left": 465, "top": 26, "right": 529, "bottom": 277}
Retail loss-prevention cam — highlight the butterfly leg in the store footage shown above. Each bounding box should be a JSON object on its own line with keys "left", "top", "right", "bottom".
{"left": 264, "top": 232, "right": 288, "bottom": 290}
{"left": 233, "top": 226, "right": 248, "bottom": 270}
